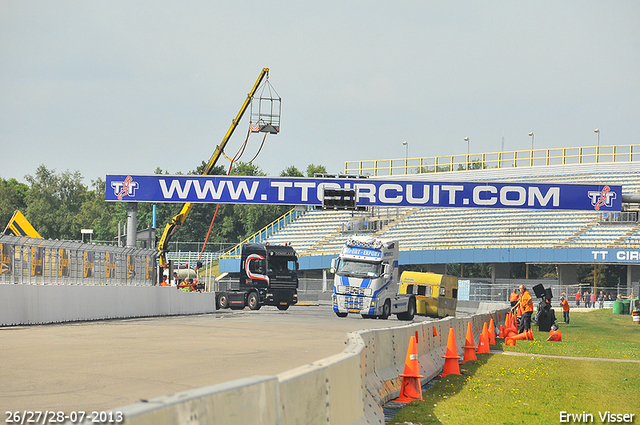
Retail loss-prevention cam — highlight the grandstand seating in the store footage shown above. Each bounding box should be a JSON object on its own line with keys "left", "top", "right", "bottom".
{"left": 250, "top": 162, "right": 640, "bottom": 256}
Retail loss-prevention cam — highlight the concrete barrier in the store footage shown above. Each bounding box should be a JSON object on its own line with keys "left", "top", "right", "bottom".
{"left": 0, "top": 285, "right": 216, "bottom": 326}
{"left": 92, "top": 301, "right": 508, "bottom": 425}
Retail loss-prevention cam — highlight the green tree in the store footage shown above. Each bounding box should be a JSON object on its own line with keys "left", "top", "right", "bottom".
{"left": 73, "top": 178, "right": 121, "bottom": 242}
{"left": 0, "top": 177, "right": 30, "bottom": 230}
{"left": 280, "top": 165, "right": 304, "bottom": 177}
{"left": 306, "top": 163, "right": 327, "bottom": 177}
{"left": 24, "top": 165, "right": 88, "bottom": 240}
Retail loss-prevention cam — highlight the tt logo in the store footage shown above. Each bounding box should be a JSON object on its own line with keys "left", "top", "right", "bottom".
{"left": 587, "top": 186, "right": 616, "bottom": 210}
{"left": 111, "top": 176, "right": 139, "bottom": 200}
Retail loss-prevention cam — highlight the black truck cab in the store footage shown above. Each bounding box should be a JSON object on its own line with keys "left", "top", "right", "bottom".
{"left": 218, "top": 243, "right": 299, "bottom": 311}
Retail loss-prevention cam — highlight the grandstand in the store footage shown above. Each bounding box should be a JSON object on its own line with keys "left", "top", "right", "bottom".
{"left": 218, "top": 144, "right": 640, "bottom": 290}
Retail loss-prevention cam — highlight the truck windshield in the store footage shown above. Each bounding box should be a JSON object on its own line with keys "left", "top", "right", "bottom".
{"left": 268, "top": 257, "right": 297, "bottom": 274}
{"left": 336, "top": 259, "right": 381, "bottom": 278}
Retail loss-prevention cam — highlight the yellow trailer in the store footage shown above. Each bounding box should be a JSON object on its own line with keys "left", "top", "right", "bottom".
{"left": 399, "top": 271, "right": 458, "bottom": 317}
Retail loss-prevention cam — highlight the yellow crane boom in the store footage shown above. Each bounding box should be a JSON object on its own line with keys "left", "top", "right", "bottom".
{"left": 157, "top": 68, "right": 270, "bottom": 267}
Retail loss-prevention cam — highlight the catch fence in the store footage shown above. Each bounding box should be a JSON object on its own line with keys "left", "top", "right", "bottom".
{"left": 459, "top": 278, "right": 637, "bottom": 308}
{"left": 0, "top": 234, "right": 157, "bottom": 286}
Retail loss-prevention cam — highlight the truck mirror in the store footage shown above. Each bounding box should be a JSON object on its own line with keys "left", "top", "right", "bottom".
{"left": 330, "top": 258, "right": 337, "bottom": 273}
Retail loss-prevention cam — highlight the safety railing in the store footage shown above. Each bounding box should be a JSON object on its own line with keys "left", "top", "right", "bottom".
{"left": 220, "top": 207, "right": 306, "bottom": 259}
{"left": 344, "top": 144, "right": 640, "bottom": 176}
{"left": 459, "top": 280, "right": 635, "bottom": 307}
{"left": 0, "top": 234, "right": 157, "bottom": 286}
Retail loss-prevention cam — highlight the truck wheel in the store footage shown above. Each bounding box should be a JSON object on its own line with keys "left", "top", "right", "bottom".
{"left": 335, "top": 312, "right": 348, "bottom": 318}
{"left": 277, "top": 304, "right": 289, "bottom": 311}
{"left": 380, "top": 300, "right": 391, "bottom": 320}
{"left": 247, "top": 292, "right": 261, "bottom": 310}
{"left": 217, "top": 293, "right": 229, "bottom": 309}
{"left": 398, "top": 298, "right": 416, "bottom": 321}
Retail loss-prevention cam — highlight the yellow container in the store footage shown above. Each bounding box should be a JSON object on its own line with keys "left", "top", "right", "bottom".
{"left": 399, "top": 271, "right": 458, "bottom": 317}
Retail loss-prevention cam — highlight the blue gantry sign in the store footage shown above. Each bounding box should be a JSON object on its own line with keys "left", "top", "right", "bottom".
{"left": 105, "top": 174, "right": 622, "bottom": 211}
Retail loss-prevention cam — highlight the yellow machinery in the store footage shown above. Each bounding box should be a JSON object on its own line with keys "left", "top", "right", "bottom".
{"left": 399, "top": 271, "right": 458, "bottom": 317}
{"left": 156, "top": 68, "right": 279, "bottom": 267}
{"left": 3, "top": 210, "right": 41, "bottom": 239}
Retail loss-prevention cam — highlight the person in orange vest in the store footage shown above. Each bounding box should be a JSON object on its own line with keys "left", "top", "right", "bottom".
{"left": 510, "top": 289, "right": 519, "bottom": 308}
{"left": 159, "top": 275, "right": 171, "bottom": 287}
{"left": 512, "top": 285, "right": 533, "bottom": 333}
{"left": 560, "top": 296, "right": 570, "bottom": 324}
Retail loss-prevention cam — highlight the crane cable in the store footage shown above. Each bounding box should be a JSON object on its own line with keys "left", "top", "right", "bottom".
{"left": 197, "top": 129, "right": 268, "bottom": 262}
{"left": 247, "top": 132, "right": 268, "bottom": 164}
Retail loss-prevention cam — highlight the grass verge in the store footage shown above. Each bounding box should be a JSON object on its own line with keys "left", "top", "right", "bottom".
{"left": 390, "top": 310, "right": 640, "bottom": 425}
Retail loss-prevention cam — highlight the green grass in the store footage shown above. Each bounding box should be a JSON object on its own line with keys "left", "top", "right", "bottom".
{"left": 390, "top": 310, "right": 640, "bottom": 425}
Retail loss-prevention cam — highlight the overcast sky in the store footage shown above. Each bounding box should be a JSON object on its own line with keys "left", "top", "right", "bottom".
{"left": 1, "top": 1, "right": 639, "bottom": 185}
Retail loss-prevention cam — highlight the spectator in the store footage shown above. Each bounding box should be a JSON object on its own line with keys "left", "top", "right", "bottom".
{"left": 512, "top": 285, "right": 534, "bottom": 333}
{"left": 598, "top": 291, "right": 604, "bottom": 309}
{"left": 575, "top": 290, "right": 581, "bottom": 307}
{"left": 590, "top": 291, "right": 597, "bottom": 308}
{"left": 560, "top": 296, "right": 570, "bottom": 324}
{"left": 510, "top": 289, "right": 519, "bottom": 308}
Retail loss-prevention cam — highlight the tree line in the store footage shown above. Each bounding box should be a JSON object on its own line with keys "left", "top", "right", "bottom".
{"left": 0, "top": 162, "right": 327, "bottom": 249}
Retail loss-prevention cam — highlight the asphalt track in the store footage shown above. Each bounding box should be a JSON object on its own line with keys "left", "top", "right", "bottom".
{"left": 0, "top": 303, "right": 434, "bottom": 414}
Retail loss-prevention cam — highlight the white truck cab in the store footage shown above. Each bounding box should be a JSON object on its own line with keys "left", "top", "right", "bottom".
{"left": 331, "top": 236, "right": 415, "bottom": 320}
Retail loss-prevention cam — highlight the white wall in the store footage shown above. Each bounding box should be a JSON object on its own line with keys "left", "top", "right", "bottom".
{"left": 0, "top": 285, "right": 216, "bottom": 326}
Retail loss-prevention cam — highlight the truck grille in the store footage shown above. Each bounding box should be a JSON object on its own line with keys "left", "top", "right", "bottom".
{"left": 344, "top": 296, "right": 363, "bottom": 309}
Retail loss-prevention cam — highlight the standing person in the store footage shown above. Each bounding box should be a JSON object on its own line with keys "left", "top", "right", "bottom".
{"left": 584, "top": 291, "right": 590, "bottom": 308}
{"left": 560, "top": 296, "right": 570, "bottom": 324}
{"left": 159, "top": 275, "right": 171, "bottom": 286}
{"left": 590, "top": 291, "right": 597, "bottom": 309}
{"left": 598, "top": 291, "right": 604, "bottom": 309}
{"left": 510, "top": 289, "right": 519, "bottom": 308}
{"left": 512, "top": 285, "right": 534, "bottom": 333}
{"left": 575, "top": 290, "right": 581, "bottom": 307}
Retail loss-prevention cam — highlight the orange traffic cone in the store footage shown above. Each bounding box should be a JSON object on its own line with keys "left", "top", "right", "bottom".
{"left": 498, "top": 324, "right": 504, "bottom": 338}
{"left": 526, "top": 329, "right": 534, "bottom": 341}
{"left": 504, "top": 329, "right": 517, "bottom": 339}
{"left": 488, "top": 318, "right": 496, "bottom": 345}
{"left": 462, "top": 322, "right": 477, "bottom": 363}
{"left": 394, "top": 336, "right": 424, "bottom": 403}
{"left": 546, "top": 330, "right": 562, "bottom": 341}
{"left": 433, "top": 326, "right": 438, "bottom": 337}
{"left": 505, "top": 337, "right": 517, "bottom": 346}
{"left": 505, "top": 331, "right": 529, "bottom": 346}
{"left": 477, "top": 322, "right": 490, "bottom": 354}
{"left": 441, "top": 328, "right": 461, "bottom": 376}
{"left": 505, "top": 313, "right": 515, "bottom": 330}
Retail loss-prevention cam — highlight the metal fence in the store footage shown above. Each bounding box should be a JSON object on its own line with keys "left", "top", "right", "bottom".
{"left": 203, "top": 275, "right": 328, "bottom": 294}
{"left": 0, "top": 234, "right": 157, "bottom": 286}
{"left": 344, "top": 143, "right": 640, "bottom": 176}
{"left": 459, "top": 278, "right": 637, "bottom": 308}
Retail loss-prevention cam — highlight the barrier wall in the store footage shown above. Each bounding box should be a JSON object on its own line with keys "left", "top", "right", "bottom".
{"left": 98, "top": 303, "right": 509, "bottom": 425}
{"left": 0, "top": 285, "right": 216, "bottom": 326}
